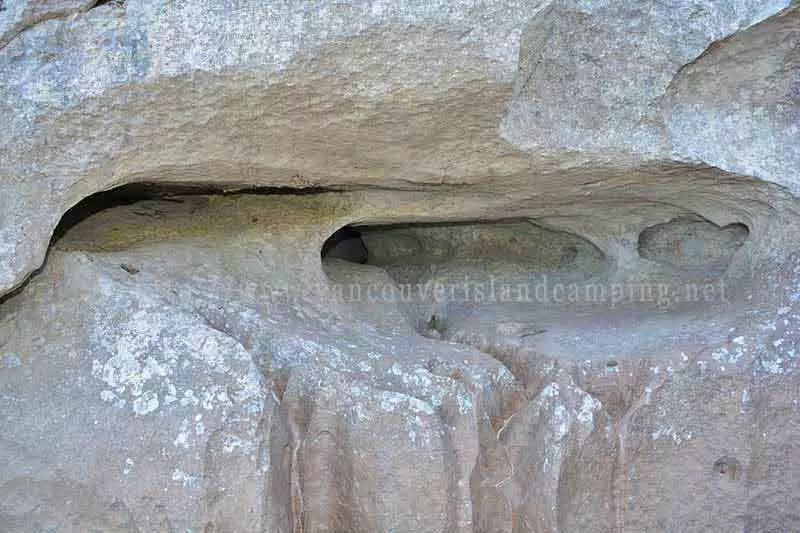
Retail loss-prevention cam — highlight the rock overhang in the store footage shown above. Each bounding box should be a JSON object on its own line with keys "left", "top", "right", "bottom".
{"left": 0, "top": 0, "right": 797, "bottom": 300}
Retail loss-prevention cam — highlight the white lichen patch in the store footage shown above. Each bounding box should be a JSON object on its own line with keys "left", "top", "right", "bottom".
{"left": 173, "top": 418, "right": 192, "bottom": 448}
{"left": 100, "top": 389, "right": 116, "bottom": 402}
{"left": 651, "top": 425, "right": 693, "bottom": 445}
{"left": 539, "top": 382, "right": 560, "bottom": 399}
{"left": 577, "top": 393, "right": 602, "bottom": 427}
{"left": 171, "top": 468, "right": 201, "bottom": 489}
{"left": 194, "top": 414, "right": 205, "bottom": 436}
{"left": 133, "top": 389, "right": 160, "bottom": 415}
{"left": 379, "top": 390, "right": 435, "bottom": 416}
{"left": 173, "top": 414, "right": 211, "bottom": 449}
{"left": 221, "top": 433, "right": 257, "bottom": 455}
{"left": 123, "top": 457, "right": 134, "bottom": 476}
{"left": 89, "top": 305, "right": 264, "bottom": 418}
{"left": 456, "top": 391, "right": 474, "bottom": 414}
{"left": 712, "top": 342, "right": 746, "bottom": 365}
{"left": 740, "top": 388, "right": 749, "bottom": 414}
{"left": 746, "top": 255, "right": 800, "bottom": 374}
{"left": 179, "top": 389, "right": 199, "bottom": 408}
{"left": 512, "top": 380, "right": 603, "bottom": 479}
{"left": 493, "top": 364, "right": 515, "bottom": 385}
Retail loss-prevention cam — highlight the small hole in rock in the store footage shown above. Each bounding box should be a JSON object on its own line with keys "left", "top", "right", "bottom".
{"left": 320, "top": 227, "right": 368, "bottom": 264}
{"left": 713, "top": 456, "right": 741, "bottom": 480}
{"left": 120, "top": 264, "right": 139, "bottom": 275}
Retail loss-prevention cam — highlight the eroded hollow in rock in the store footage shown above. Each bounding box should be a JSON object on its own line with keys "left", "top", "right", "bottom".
{"left": 322, "top": 219, "right": 608, "bottom": 279}
{"left": 48, "top": 181, "right": 334, "bottom": 250}
{"left": 321, "top": 216, "right": 753, "bottom": 361}
{"left": 321, "top": 226, "right": 369, "bottom": 264}
{"left": 321, "top": 219, "right": 613, "bottom": 348}
{"left": 637, "top": 216, "right": 749, "bottom": 276}
{"left": 18, "top": 181, "right": 766, "bottom": 370}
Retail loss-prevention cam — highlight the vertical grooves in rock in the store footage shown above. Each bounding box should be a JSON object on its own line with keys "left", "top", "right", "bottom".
{"left": 287, "top": 406, "right": 306, "bottom": 533}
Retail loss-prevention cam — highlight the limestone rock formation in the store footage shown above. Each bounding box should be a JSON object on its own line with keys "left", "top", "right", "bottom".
{"left": 1, "top": 0, "right": 799, "bottom": 531}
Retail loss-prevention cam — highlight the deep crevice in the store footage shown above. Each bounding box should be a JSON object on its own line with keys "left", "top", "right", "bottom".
{"left": 321, "top": 218, "right": 607, "bottom": 275}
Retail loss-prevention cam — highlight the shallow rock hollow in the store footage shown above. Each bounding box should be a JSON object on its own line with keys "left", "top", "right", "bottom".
{"left": 1, "top": 0, "right": 800, "bottom": 532}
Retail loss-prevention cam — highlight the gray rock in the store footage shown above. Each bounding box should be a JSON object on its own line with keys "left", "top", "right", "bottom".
{"left": 663, "top": 4, "right": 800, "bottom": 193}
{"left": 1, "top": 0, "right": 800, "bottom": 530}
{"left": 0, "top": 0, "right": 797, "bottom": 297}
{"left": 0, "top": 0, "right": 96, "bottom": 50}
{"left": 500, "top": 0, "right": 791, "bottom": 155}
{"left": 1, "top": 191, "right": 799, "bottom": 530}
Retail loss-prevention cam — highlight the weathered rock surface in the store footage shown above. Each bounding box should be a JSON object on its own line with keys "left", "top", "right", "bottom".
{"left": 663, "top": 5, "right": 800, "bottom": 193}
{"left": 501, "top": 0, "right": 793, "bottom": 155}
{"left": 0, "top": 0, "right": 95, "bottom": 49}
{"left": 0, "top": 187, "right": 799, "bottom": 531}
{"left": 1, "top": 0, "right": 800, "bottom": 531}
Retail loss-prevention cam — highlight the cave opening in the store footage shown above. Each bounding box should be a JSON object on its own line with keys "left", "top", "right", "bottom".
{"left": 320, "top": 219, "right": 609, "bottom": 276}
{"left": 321, "top": 226, "right": 369, "bottom": 264}
{"left": 320, "top": 216, "right": 754, "bottom": 361}
{"left": 3, "top": 180, "right": 764, "bottom": 366}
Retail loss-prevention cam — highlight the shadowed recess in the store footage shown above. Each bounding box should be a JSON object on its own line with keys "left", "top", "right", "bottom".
{"left": 51, "top": 182, "right": 334, "bottom": 246}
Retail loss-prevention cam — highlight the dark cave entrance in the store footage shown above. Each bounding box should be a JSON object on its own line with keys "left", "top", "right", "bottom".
{"left": 321, "top": 226, "right": 369, "bottom": 264}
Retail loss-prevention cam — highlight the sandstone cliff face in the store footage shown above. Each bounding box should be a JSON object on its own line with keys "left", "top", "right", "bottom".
{"left": 0, "top": 1, "right": 799, "bottom": 531}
